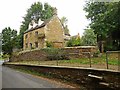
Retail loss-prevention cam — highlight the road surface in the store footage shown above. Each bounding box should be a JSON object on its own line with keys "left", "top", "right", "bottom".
{"left": 1, "top": 65, "right": 73, "bottom": 89}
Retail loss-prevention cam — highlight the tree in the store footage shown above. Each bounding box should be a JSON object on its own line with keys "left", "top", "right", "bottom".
{"left": 84, "top": 1, "right": 120, "bottom": 51}
{"left": 61, "top": 17, "right": 68, "bottom": 26}
{"left": 2, "top": 27, "right": 18, "bottom": 55}
{"left": 19, "top": 2, "right": 55, "bottom": 48}
{"left": 67, "top": 36, "right": 81, "bottom": 47}
{"left": 61, "top": 17, "right": 70, "bottom": 35}
{"left": 42, "top": 3, "right": 54, "bottom": 20}
{"left": 81, "top": 29, "right": 97, "bottom": 46}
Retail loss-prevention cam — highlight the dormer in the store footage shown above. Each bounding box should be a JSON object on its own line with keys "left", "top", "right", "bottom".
{"left": 38, "top": 18, "right": 43, "bottom": 26}
{"left": 28, "top": 21, "right": 33, "bottom": 30}
{"left": 32, "top": 20, "right": 37, "bottom": 28}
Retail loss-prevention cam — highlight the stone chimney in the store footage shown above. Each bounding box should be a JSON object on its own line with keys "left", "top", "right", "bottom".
{"left": 53, "top": 7, "right": 57, "bottom": 15}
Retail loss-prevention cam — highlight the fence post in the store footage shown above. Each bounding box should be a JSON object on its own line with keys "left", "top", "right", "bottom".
{"left": 106, "top": 51, "right": 109, "bottom": 69}
{"left": 89, "top": 52, "right": 91, "bottom": 68}
{"left": 82, "top": 52, "right": 92, "bottom": 68}
{"left": 118, "top": 52, "right": 120, "bottom": 71}
{"left": 56, "top": 55, "right": 58, "bottom": 66}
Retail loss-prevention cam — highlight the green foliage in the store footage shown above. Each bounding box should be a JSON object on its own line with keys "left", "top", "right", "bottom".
{"left": 67, "top": 37, "right": 81, "bottom": 47}
{"left": 19, "top": 2, "right": 55, "bottom": 48}
{"left": 2, "top": 27, "right": 19, "bottom": 55}
{"left": 61, "top": 17, "right": 68, "bottom": 26}
{"left": 42, "top": 48, "right": 69, "bottom": 60}
{"left": 93, "top": 49, "right": 100, "bottom": 57}
{"left": 2, "top": 54, "right": 10, "bottom": 59}
{"left": 61, "top": 17, "right": 70, "bottom": 35}
{"left": 81, "top": 29, "right": 97, "bottom": 46}
{"left": 42, "top": 3, "right": 54, "bottom": 20}
{"left": 84, "top": 1, "right": 120, "bottom": 50}
{"left": 46, "top": 41, "right": 53, "bottom": 48}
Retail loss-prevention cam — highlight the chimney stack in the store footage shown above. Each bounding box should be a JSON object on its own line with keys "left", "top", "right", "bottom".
{"left": 53, "top": 7, "right": 57, "bottom": 15}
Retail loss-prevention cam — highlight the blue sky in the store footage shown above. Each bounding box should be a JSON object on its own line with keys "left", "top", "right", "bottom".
{"left": 0, "top": 0, "right": 90, "bottom": 36}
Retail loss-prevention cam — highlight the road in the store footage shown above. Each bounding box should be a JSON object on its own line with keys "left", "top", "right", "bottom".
{"left": 1, "top": 64, "right": 73, "bottom": 89}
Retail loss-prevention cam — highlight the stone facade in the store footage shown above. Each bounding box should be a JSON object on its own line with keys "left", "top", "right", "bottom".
{"left": 23, "top": 15, "right": 65, "bottom": 50}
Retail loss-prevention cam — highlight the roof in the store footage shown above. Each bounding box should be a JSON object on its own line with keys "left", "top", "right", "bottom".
{"left": 71, "top": 33, "right": 80, "bottom": 39}
{"left": 72, "top": 35, "right": 78, "bottom": 39}
{"left": 24, "top": 18, "right": 51, "bottom": 34}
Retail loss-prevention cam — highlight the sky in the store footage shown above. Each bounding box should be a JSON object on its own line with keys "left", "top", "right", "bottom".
{"left": 0, "top": 0, "right": 90, "bottom": 36}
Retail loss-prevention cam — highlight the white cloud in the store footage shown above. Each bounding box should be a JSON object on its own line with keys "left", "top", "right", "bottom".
{"left": 0, "top": 0, "right": 90, "bottom": 36}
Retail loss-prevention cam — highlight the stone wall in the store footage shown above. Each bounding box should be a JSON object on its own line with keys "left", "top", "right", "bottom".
{"left": 45, "top": 15, "right": 64, "bottom": 47}
{"left": 10, "top": 46, "right": 98, "bottom": 62}
{"left": 4, "top": 64, "right": 120, "bottom": 89}
{"left": 10, "top": 50, "right": 48, "bottom": 62}
{"left": 62, "top": 46, "right": 98, "bottom": 58}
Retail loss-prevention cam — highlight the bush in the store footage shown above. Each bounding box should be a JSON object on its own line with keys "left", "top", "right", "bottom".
{"left": 41, "top": 48, "right": 69, "bottom": 60}
{"left": 46, "top": 41, "right": 53, "bottom": 48}
{"left": 2, "top": 54, "right": 10, "bottom": 59}
{"left": 67, "top": 37, "right": 81, "bottom": 47}
{"left": 93, "top": 50, "right": 100, "bottom": 57}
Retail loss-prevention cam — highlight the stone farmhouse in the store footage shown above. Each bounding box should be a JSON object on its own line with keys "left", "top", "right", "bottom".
{"left": 23, "top": 13, "right": 70, "bottom": 50}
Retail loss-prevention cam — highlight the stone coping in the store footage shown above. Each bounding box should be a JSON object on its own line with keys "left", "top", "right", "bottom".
{"left": 4, "top": 63, "right": 120, "bottom": 73}
{"left": 64, "top": 46, "right": 97, "bottom": 49}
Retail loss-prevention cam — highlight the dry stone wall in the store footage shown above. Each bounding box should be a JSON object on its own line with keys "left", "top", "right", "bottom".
{"left": 10, "top": 46, "right": 98, "bottom": 62}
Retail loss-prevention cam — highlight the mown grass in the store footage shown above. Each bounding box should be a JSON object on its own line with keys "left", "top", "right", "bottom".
{"left": 59, "top": 53, "right": 118, "bottom": 65}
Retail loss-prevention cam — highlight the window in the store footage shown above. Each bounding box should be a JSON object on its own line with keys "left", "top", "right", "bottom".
{"left": 25, "top": 34, "right": 28, "bottom": 39}
{"left": 35, "top": 42, "right": 38, "bottom": 48}
{"left": 25, "top": 43, "right": 28, "bottom": 48}
{"left": 35, "top": 31, "right": 38, "bottom": 36}
{"left": 30, "top": 32, "right": 32, "bottom": 36}
{"left": 30, "top": 43, "right": 32, "bottom": 49}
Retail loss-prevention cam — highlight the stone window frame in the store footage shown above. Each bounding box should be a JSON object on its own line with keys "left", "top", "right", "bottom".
{"left": 35, "top": 31, "right": 38, "bottom": 36}
{"left": 35, "top": 42, "right": 38, "bottom": 48}
{"left": 30, "top": 43, "right": 32, "bottom": 49}
{"left": 25, "top": 43, "right": 28, "bottom": 48}
{"left": 25, "top": 34, "right": 28, "bottom": 39}
{"left": 30, "top": 32, "right": 32, "bottom": 37}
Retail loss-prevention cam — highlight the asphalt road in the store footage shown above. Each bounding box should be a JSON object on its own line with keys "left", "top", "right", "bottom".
{"left": 1, "top": 65, "right": 73, "bottom": 89}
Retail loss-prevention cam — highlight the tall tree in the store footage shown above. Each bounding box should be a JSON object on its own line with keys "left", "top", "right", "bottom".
{"left": 42, "top": 3, "right": 54, "bottom": 20}
{"left": 84, "top": 1, "right": 120, "bottom": 51}
{"left": 81, "top": 29, "right": 97, "bottom": 46}
{"left": 19, "top": 2, "right": 55, "bottom": 48}
{"left": 61, "top": 17, "right": 68, "bottom": 26}
{"left": 61, "top": 17, "right": 70, "bottom": 35}
{"left": 2, "top": 27, "right": 18, "bottom": 54}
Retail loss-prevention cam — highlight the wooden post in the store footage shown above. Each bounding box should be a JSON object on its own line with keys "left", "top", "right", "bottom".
{"left": 118, "top": 52, "right": 120, "bottom": 71}
{"left": 106, "top": 51, "right": 109, "bottom": 69}
{"left": 89, "top": 52, "right": 91, "bottom": 68}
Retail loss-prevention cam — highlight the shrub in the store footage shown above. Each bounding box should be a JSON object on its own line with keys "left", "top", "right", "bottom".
{"left": 2, "top": 54, "right": 10, "bottom": 59}
{"left": 46, "top": 41, "right": 53, "bottom": 48}
{"left": 41, "top": 48, "right": 69, "bottom": 60}
{"left": 93, "top": 50, "right": 100, "bottom": 57}
{"left": 67, "top": 37, "right": 81, "bottom": 47}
